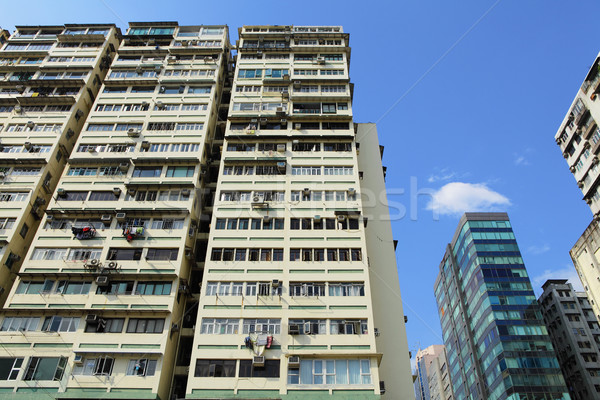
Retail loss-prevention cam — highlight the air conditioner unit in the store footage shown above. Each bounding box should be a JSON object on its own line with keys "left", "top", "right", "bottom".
{"left": 288, "top": 356, "right": 300, "bottom": 368}
{"left": 252, "top": 195, "right": 264, "bottom": 203}
{"left": 280, "top": 118, "right": 287, "bottom": 123}
{"left": 116, "top": 212, "right": 126, "bottom": 221}
{"left": 156, "top": 100, "right": 165, "bottom": 109}
{"left": 141, "top": 141, "right": 150, "bottom": 149}
{"left": 293, "top": 80, "right": 301, "bottom": 88}
{"left": 337, "top": 215, "right": 346, "bottom": 222}
{"left": 272, "top": 279, "right": 280, "bottom": 288}
{"left": 347, "top": 188, "right": 356, "bottom": 196}
{"left": 46, "top": 215, "right": 54, "bottom": 222}
{"left": 282, "top": 73, "right": 290, "bottom": 80}
{"left": 303, "top": 188, "right": 310, "bottom": 195}
{"left": 294, "top": 123, "right": 301, "bottom": 130}
{"left": 374, "top": 328, "right": 380, "bottom": 337}
{"left": 87, "top": 146, "right": 96, "bottom": 153}
{"left": 24, "top": 142, "right": 32, "bottom": 150}
{"left": 288, "top": 324, "right": 300, "bottom": 335}
{"left": 127, "top": 188, "right": 136, "bottom": 196}
{"left": 95, "top": 276, "right": 109, "bottom": 286}
{"left": 167, "top": 56, "right": 177, "bottom": 63}
{"left": 86, "top": 314, "right": 99, "bottom": 323}
{"left": 276, "top": 162, "right": 286, "bottom": 169}
{"left": 277, "top": 144, "right": 286, "bottom": 152}
{"left": 136, "top": 66, "right": 143, "bottom": 74}
{"left": 118, "top": 162, "right": 129, "bottom": 171}
{"left": 57, "top": 188, "right": 67, "bottom": 197}
{"left": 101, "top": 214, "right": 112, "bottom": 224}
{"left": 73, "top": 354, "right": 84, "bottom": 365}
{"left": 259, "top": 118, "right": 268, "bottom": 124}
{"left": 112, "top": 188, "right": 121, "bottom": 196}
{"left": 14, "top": 105, "right": 22, "bottom": 113}
{"left": 316, "top": 56, "right": 325, "bottom": 64}
{"left": 141, "top": 101, "right": 149, "bottom": 108}
{"left": 88, "top": 259, "right": 100, "bottom": 267}
{"left": 181, "top": 189, "right": 190, "bottom": 196}
{"left": 0, "top": 172, "right": 5, "bottom": 180}
{"left": 282, "top": 91, "right": 289, "bottom": 99}
{"left": 252, "top": 356, "right": 265, "bottom": 367}
{"left": 250, "top": 118, "right": 258, "bottom": 123}
{"left": 26, "top": 121, "right": 35, "bottom": 128}
{"left": 263, "top": 215, "right": 271, "bottom": 223}
{"left": 127, "top": 128, "right": 140, "bottom": 137}
{"left": 292, "top": 139, "right": 299, "bottom": 144}
{"left": 314, "top": 215, "right": 321, "bottom": 222}
{"left": 276, "top": 107, "right": 285, "bottom": 115}
{"left": 185, "top": 248, "right": 193, "bottom": 259}
{"left": 203, "top": 56, "right": 213, "bottom": 63}
{"left": 159, "top": 86, "right": 166, "bottom": 93}
{"left": 171, "top": 323, "right": 180, "bottom": 332}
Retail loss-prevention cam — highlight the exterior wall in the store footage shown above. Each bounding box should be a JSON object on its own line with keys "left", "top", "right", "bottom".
{"left": 539, "top": 280, "right": 600, "bottom": 400}
{"left": 434, "top": 213, "right": 569, "bottom": 400}
{"left": 357, "top": 123, "right": 414, "bottom": 398}
{"left": 570, "top": 218, "right": 600, "bottom": 321}
{"left": 554, "top": 52, "right": 600, "bottom": 215}
{"left": 0, "top": 23, "right": 229, "bottom": 400}
{"left": 0, "top": 25, "right": 120, "bottom": 307}
{"left": 413, "top": 345, "right": 445, "bottom": 400}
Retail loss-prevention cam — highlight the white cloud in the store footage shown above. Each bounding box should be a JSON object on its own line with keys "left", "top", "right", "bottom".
{"left": 531, "top": 266, "right": 584, "bottom": 295}
{"left": 426, "top": 182, "right": 511, "bottom": 216}
{"left": 427, "top": 168, "right": 456, "bottom": 183}
{"left": 527, "top": 244, "right": 551, "bottom": 255}
{"left": 514, "top": 155, "right": 528, "bottom": 166}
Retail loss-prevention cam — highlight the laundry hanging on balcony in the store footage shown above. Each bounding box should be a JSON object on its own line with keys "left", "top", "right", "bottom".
{"left": 71, "top": 226, "right": 96, "bottom": 240}
{"left": 123, "top": 226, "right": 145, "bottom": 242}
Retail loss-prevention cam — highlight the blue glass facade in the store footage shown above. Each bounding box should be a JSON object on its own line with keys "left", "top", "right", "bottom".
{"left": 434, "top": 213, "right": 570, "bottom": 400}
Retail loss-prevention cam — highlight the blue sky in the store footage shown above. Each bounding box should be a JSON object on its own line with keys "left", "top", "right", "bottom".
{"left": 2, "top": 0, "right": 600, "bottom": 366}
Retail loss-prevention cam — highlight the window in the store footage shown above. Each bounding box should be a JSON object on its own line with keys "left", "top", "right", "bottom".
{"left": 126, "top": 359, "right": 157, "bottom": 376}
{"left": 96, "top": 281, "right": 134, "bottom": 296}
{"left": 329, "top": 283, "right": 364, "bottom": 296}
{"left": 289, "top": 319, "right": 326, "bottom": 335}
{"left": 200, "top": 318, "right": 239, "bottom": 334}
{"left": 132, "top": 166, "right": 162, "bottom": 178}
{"left": 31, "top": 248, "right": 67, "bottom": 260}
{"left": 239, "top": 360, "right": 280, "bottom": 378}
{"left": 242, "top": 319, "right": 281, "bottom": 334}
{"left": 107, "top": 248, "right": 142, "bottom": 261}
{"left": 55, "top": 280, "right": 91, "bottom": 295}
{"left": 288, "top": 359, "right": 371, "bottom": 385}
{"left": 88, "top": 191, "right": 118, "bottom": 201}
{"left": 290, "top": 283, "right": 326, "bottom": 297}
{"left": 85, "top": 317, "right": 124, "bottom": 333}
{"left": 0, "top": 358, "right": 23, "bottom": 380}
{"left": 146, "top": 248, "right": 178, "bottom": 261}
{"left": 194, "top": 359, "right": 236, "bottom": 377}
{"left": 0, "top": 317, "right": 40, "bottom": 332}
{"left": 187, "top": 86, "right": 211, "bottom": 94}
{"left": 41, "top": 316, "right": 79, "bottom": 332}
{"left": 126, "top": 318, "right": 165, "bottom": 334}
{"left": 135, "top": 281, "right": 172, "bottom": 295}
{"left": 331, "top": 320, "right": 368, "bottom": 335}
{"left": 73, "top": 357, "right": 114, "bottom": 376}
{"left": 23, "top": 357, "right": 67, "bottom": 381}
{"left": 166, "top": 166, "right": 195, "bottom": 177}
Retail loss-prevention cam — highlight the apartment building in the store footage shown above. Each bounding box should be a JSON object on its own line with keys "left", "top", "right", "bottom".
{"left": 0, "top": 29, "right": 9, "bottom": 45}
{"left": 413, "top": 345, "right": 453, "bottom": 400}
{"left": 185, "top": 25, "right": 413, "bottom": 399}
{"left": 0, "top": 24, "right": 120, "bottom": 307}
{"left": 539, "top": 279, "right": 600, "bottom": 400}
{"left": 0, "top": 22, "right": 229, "bottom": 399}
{"left": 555, "top": 52, "right": 600, "bottom": 215}
{"left": 435, "top": 213, "right": 569, "bottom": 400}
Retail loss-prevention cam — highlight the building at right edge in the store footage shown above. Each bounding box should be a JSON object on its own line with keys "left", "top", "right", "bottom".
{"left": 434, "top": 213, "right": 570, "bottom": 400}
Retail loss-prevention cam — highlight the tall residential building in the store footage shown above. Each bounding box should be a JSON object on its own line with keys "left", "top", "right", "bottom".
{"left": 435, "top": 213, "right": 570, "bottom": 400}
{"left": 571, "top": 220, "right": 600, "bottom": 321}
{"left": 185, "top": 25, "right": 413, "bottom": 399}
{"left": 427, "top": 346, "right": 453, "bottom": 400}
{"left": 0, "top": 24, "right": 120, "bottom": 306}
{"left": 414, "top": 345, "right": 445, "bottom": 400}
{"left": 539, "top": 279, "right": 600, "bottom": 400}
{"left": 555, "top": 52, "right": 600, "bottom": 215}
{"left": 0, "top": 29, "right": 9, "bottom": 45}
{"left": 0, "top": 22, "right": 229, "bottom": 399}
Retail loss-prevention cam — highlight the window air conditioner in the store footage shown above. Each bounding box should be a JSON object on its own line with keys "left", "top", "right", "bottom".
{"left": 141, "top": 141, "right": 150, "bottom": 149}
{"left": 347, "top": 188, "right": 356, "bottom": 196}
{"left": 252, "top": 195, "right": 264, "bottom": 203}
{"left": 112, "top": 188, "right": 121, "bottom": 196}
{"left": 263, "top": 215, "right": 271, "bottom": 222}
{"left": 181, "top": 189, "right": 190, "bottom": 196}
{"left": 293, "top": 80, "right": 301, "bottom": 88}
{"left": 280, "top": 118, "right": 287, "bottom": 123}
{"left": 86, "top": 314, "right": 99, "bottom": 323}
{"left": 260, "top": 118, "right": 267, "bottom": 124}
{"left": 87, "top": 146, "right": 96, "bottom": 153}
{"left": 250, "top": 118, "right": 258, "bottom": 123}
{"left": 171, "top": 323, "right": 180, "bottom": 332}
{"left": 26, "top": 121, "right": 35, "bottom": 128}
{"left": 46, "top": 215, "right": 54, "bottom": 222}
{"left": 288, "top": 324, "right": 300, "bottom": 335}
{"left": 167, "top": 56, "right": 177, "bottom": 63}
{"left": 14, "top": 105, "right": 22, "bottom": 113}
{"left": 303, "top": 188, "right": 310, "bottom": 195}
{"left": 337, "top": 215, "right": 346, "bottom": 222}
{"left": 24, "top": 142, "right": 32, "bottom": 150}
{"left": 116, "top": 212, "right": 126, "bottom": 221}
{"left": 156, "top": 101, "right": 165, "bottom": 109}
{"left": 277, "top": 144, "right": 286, "bottom": 152}
{"left": 276, "top": 107, "right": 285, "bottom": 115}
{"left": 316, "top": 56, "right": 325, "bottom": 64}
{"left": 127, "top": 128, "right": 140, "bottom": 137}
{"left": 118, "top": 162, "right": 129, "bottom": 171}
{"left": 0, "top": 172, "right": 5, "bottom": 180}
{"left": 101, "top": 214, "right": 112, "bottom": 224}
{"left": 127, "top": 188, "right": 136, "bottom": 196}
{"left": 288, "top": 356, "right": 300, "bottom": 368}
{"left": 57, "top": 188, "right": 67, "bottom": 197}
{"left": 272, "top": 279, "right": 280, "bottom": 288}
{"left": 74, "top": 354, "right": 84, "bottom": 365}
{"left": 277, "top": 162, "right": 286, "bottom": 169}
{"left": 294, "top": 123, "right": 301, "bottom": 130}
{"left": 252, "top": 356, "right": 265, "bottom": 367}
{"left": 303, "top": 321, "right": 311, "bottom": 334}
{"left": 314, "top": 215, "right": 321, "bottom": 222}
{"left": 95, "top": 276, "right": 109, "bottom": 286}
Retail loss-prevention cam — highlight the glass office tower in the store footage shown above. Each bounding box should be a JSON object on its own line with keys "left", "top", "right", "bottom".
{"left": 434, "top": 213, "right": 570, "bottom": 400}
